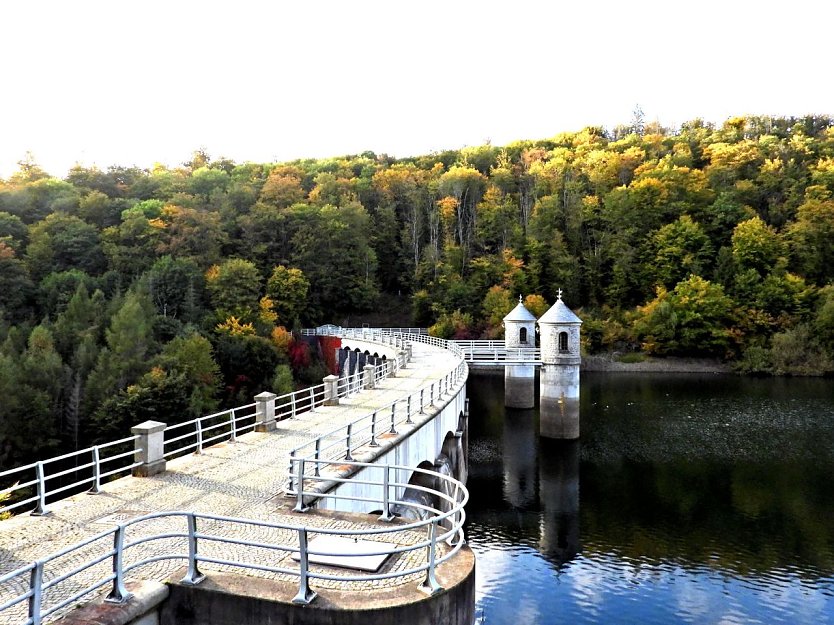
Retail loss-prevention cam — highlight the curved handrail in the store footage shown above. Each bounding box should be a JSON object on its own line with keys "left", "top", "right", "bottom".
{"left": 0, "top": 460, "right": 468, "bottom": 623}
{"left": 287, "top": 329, "right": 468, "bottom": 473}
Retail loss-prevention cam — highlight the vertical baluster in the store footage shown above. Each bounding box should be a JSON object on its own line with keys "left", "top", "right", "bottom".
{"left": 314, "top": 439, "right": 321, "bottom": 477}
{"left": 419, "top": 518, "right": 443, "bottom": 595}
{"left": 90, "top": 446, "right": 101, "bottom": 494}
{"left": 345, "top": 423, "right": 354, "bottom": 461}
{"left": 378, "top": 464, "right": 394, "bottom": 521}
{"left": 369, "top": 411, "right": 379, "bottom": 447}
{"left": 292, "top": 528, "right": 317, "bottom": 604}
{"left": 105, "top": 525, "right": 131, "bottom": 602}
{"left": 32, "top": 462, "right": 47, "bottom": 516}
{"left": 389, "top": 404, "right": 397, "bottom": 434}
{"left": 28, "top": 561, "right": 44, "bottom": 625}
{"left": 229, "top": 408, "right": 237, "bottom": 443}
{"left": 406, "top": 396, "right": 413, "bottom": 424}
{"left": 294, "top": 458, "right": 308, "bottom": 512}
{"left": 195, "top": 418, "right": 203, "bottom": 454}
{"left": 181, "top": 513, "right": 205, "bottom": 585}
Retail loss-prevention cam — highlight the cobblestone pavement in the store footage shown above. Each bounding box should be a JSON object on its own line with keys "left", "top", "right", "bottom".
{"left": 0, "top": 342, "right": 461, "bottom": 624}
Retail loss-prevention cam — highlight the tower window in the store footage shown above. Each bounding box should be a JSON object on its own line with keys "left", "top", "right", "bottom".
{"left": 519, "top": 327, "right": 528, "bottom": 343}
{"left": 558, "top": 331, "right": 569, "bottom": 352}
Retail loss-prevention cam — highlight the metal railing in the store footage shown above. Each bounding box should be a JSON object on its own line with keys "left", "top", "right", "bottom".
{"left": 0, "top": 436, "right": 140, "bottom": 517}
{"left": 299, "top": 326, "right": 427, "bottom": 337}
{"left": 288, "top": 329, "right": 468, "bottom": 474}
{"left": 0, "top": 333, "right": 404, "bottom": 518}
{"left": 452, "top": 340, "right": 541, "bottom": 364}
{"left": 0, "top": 460, "right": 467, "bottom": 624}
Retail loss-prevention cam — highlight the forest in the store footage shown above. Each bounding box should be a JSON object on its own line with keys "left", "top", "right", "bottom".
{"left": 1, "top": 114, "right": 834, "bottom": 469}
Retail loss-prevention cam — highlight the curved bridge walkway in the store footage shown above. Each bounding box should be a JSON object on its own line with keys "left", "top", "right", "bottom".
{"left": 0, "top": 339, "right": 461, "bottom": 624}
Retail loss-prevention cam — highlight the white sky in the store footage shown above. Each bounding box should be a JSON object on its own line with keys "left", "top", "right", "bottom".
{"left": 1, "top": 0, "right": 832, "bottom": 179}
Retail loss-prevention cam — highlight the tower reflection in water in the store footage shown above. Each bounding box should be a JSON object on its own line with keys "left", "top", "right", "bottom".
{"left": 501, "top": 405, "right": 580, "bottom": 568}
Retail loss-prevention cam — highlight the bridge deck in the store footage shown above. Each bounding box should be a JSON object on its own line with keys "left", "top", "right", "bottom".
{"left": 0, "top": 341, "right": 459, "bottom": 624}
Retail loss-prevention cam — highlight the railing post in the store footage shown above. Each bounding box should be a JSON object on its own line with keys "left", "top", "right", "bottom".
{"left": 419, "top": 518, "right": 443, "bottom": 595}
{"left": 309, "top": 386, "right": 316, "bottom": 412}
{"left": 291, "top": 392, "right": 297, "bottom": 418}
{"left": 28, "top": 561, "right": 44, "bottom": 625}
{"left": 89, "top": 446, "right": 101, "bottom": 494}
{"left": 420, "top": 389, "right": 425, "bottom": 414}
{"left": 287, "top": 450, "right": 296, "bottom": 492}
{"left": 292, "top": 528, "right": 317, "bottom": 604}
{"left": 254, "top": 391, "right": 278, "bottom": 432}
{"left": 195, "top": 418, "right": 203, "bottom": 454}
{"left": 379, "top": 464, "right": 394, "bottom": 522}
{"left": 369, "top": 411, "right": 379, "bottom": 447}
{"left": 30, "top": 462, "right": 49, "bottom": 516}
{"left": 181, "top": 513, "right": 206, "bottom": 585}
{"left": 131, "top": 420, "right": 167, "bottom": 477}
{"left": 389, "top": 404, "right": 397, "bottom": 435}
{"left": 105, "top": 525, "right": 131, "bottom": 603}
{"left": 406, "top": 395, "right": 414, "bottom": 424}
{"left": 323, "top": 375, "right": 339, "bottom": 406}
{"left": 314, "top": 439, "right": 321, "bottom": 477}
{"left": 363, "top": 363, "right": 376, "bottom": 389}
{"left": 229, "top": 408, "right": 237, "bottom": 442}
{"left": 345, "top": 423, "right": 354, "bottom": 461}
{"left": 430, "top": 383, "right": 435, "bottom": 405}
{"left": 294, "top": 458, "right": 308, "bottom": 512}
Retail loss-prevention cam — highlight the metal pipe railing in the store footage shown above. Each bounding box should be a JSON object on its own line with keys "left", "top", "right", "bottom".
{"left": 1, "top": 460, "right": 467, "bottom": 622}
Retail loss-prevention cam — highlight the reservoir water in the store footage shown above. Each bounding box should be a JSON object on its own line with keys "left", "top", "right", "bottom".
{"left": 465, "top": 372, "right": 834, "bottom": 625}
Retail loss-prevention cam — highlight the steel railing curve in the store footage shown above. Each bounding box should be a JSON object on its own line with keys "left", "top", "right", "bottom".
{"left": 0, "top": 460, "right": 467, "bottom": 624}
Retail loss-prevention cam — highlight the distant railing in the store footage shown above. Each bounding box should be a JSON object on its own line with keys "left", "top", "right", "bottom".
{"left": 0, "top": 436, "right": 140, "bottom": 517}
{"left": 289, "top": 329, "right": 468, "bottom": 476}
{"left": 0, "top": 460, "right": 467, "bottom": 624}
{"left": 452, "top": 340, "right": 541, "bottom": 364}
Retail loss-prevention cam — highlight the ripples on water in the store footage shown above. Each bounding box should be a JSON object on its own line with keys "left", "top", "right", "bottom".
{"left": 465, "top": 373, "right": 834, "bottom": 625}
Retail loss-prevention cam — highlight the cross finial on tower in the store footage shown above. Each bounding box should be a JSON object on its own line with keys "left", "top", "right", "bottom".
{"left": 518, "top": 294, "right": 523, "bottom": 304}
{"left": 557, "top": 288, "right": 563, "bottom": 300}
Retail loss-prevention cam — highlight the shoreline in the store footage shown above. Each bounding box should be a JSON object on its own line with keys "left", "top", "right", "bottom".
{"left": 581, "top": 354, "right": 731, "bottom": 374}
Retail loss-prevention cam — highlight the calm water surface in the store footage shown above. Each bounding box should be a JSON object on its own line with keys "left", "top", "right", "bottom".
{"left": 465, "top": 372, "right": 834, "bottom": 625}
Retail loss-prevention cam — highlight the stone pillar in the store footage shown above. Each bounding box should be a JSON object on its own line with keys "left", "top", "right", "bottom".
{"left": 132, "top": 420, "right": 167, "bottom": 477}
{"left": 504, "top": 361, "right": 535, "bottom": 409}
{"left": 405, "top": 342, "right": 413, "bottom": 362}
{"left": 363, "top": 364, "right": 376, "bottom": 390}
{"left": 323, "top": 374, "right": 340, "bottom": 405}
{"left": 398, "top": 351, "right": 407, "bottom": 369}
{"left": 539, "top": 366, "right": 580, "bottom": 439}
{"left": 254, "top": 392, "right": 278, "bottom": 432}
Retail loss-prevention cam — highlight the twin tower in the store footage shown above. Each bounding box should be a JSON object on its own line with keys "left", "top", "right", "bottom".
{"left": 503, "top": 293, "right": 582, "bottom": 439}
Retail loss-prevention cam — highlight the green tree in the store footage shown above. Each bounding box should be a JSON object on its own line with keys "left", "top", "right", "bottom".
{"left": 205, "top": 258, "right": 262, "bottom": 322}
{"left": 634, "top": 275, "right": 737, "bottom": 356}
{"left": 650, "top": 215, "right": 713, "bottom": 289}
{"left": 265, "top": 265, "right": 309, "bottom": 328}
{"left": 25, "top": 213, "right": 106, "bottom": 281}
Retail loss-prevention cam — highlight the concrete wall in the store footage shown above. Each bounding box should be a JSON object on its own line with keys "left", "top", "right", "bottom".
{"left": 504, "top": 364, "right": 535, "bottom": 408}
{"left": 54, "top": 581, "right": 169, "bottom": 625}
{"left": 159, "top": 548, "right": 475, "bottom": 625}
{"left": 316, "top": 385, "right": 467, "bottom": 514}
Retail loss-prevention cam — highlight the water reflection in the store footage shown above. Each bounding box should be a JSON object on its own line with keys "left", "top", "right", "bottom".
{"left": 466, "top": 372, "right": 834, "bottom": 625}
{"left": 538, "top": 439, "right": 580, "bottom": 568}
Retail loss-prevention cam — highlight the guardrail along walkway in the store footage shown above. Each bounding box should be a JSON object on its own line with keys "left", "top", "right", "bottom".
{"left": 0, "top": 338, "right": 464, "bottom": 625}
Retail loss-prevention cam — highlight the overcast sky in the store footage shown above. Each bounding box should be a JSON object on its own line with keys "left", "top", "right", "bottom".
{"left": 1, "top": 0, "right": 832, "bottom": 178}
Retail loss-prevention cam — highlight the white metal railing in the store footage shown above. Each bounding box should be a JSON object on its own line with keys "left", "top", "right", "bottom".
{"left": 289, "top": 330, "right": 468, "bottom": 476}
{"left": 452, "top": 340, "right": 541, "bottom": 364}
{"left": 299, "top": 326, "right": 427, "bottom": 337}
{"left": 0, "top": 460, "right": 467, "bottom": 624}
{"left": 0, "top": 436, "right": 141, "bottom": 517}
{"left": 0, "top": 334, "right": 404, "bottom": 518}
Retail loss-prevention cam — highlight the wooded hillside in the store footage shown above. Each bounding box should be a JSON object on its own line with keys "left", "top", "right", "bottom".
{"left": 2, "top": 114, "right": 833, "bottom": 467}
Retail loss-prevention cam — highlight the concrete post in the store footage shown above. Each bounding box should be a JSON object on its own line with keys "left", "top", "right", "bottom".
{"left": 131, "top": 420, "right": 167, "bottom": 477}
{"left": 399, "top": 351, "right": 407, "bottom": 369}
{"left": 405, "top": 342, "right": 413, "bottom": 362}
{"left": 363, "top": 364, "right": 376, "bottom": 390}
{"left": 254, "top": 392, "right": 278, "bottom": 432}
{"left": 323, "top": 374, "right": 340, "bottom": 405}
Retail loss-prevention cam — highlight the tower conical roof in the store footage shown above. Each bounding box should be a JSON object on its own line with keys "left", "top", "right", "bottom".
{"left": 538, "top": 292, "right": 582, "bottom": 325}
{"left": 503, "top": 295, "right": 537, "bottom": 322}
